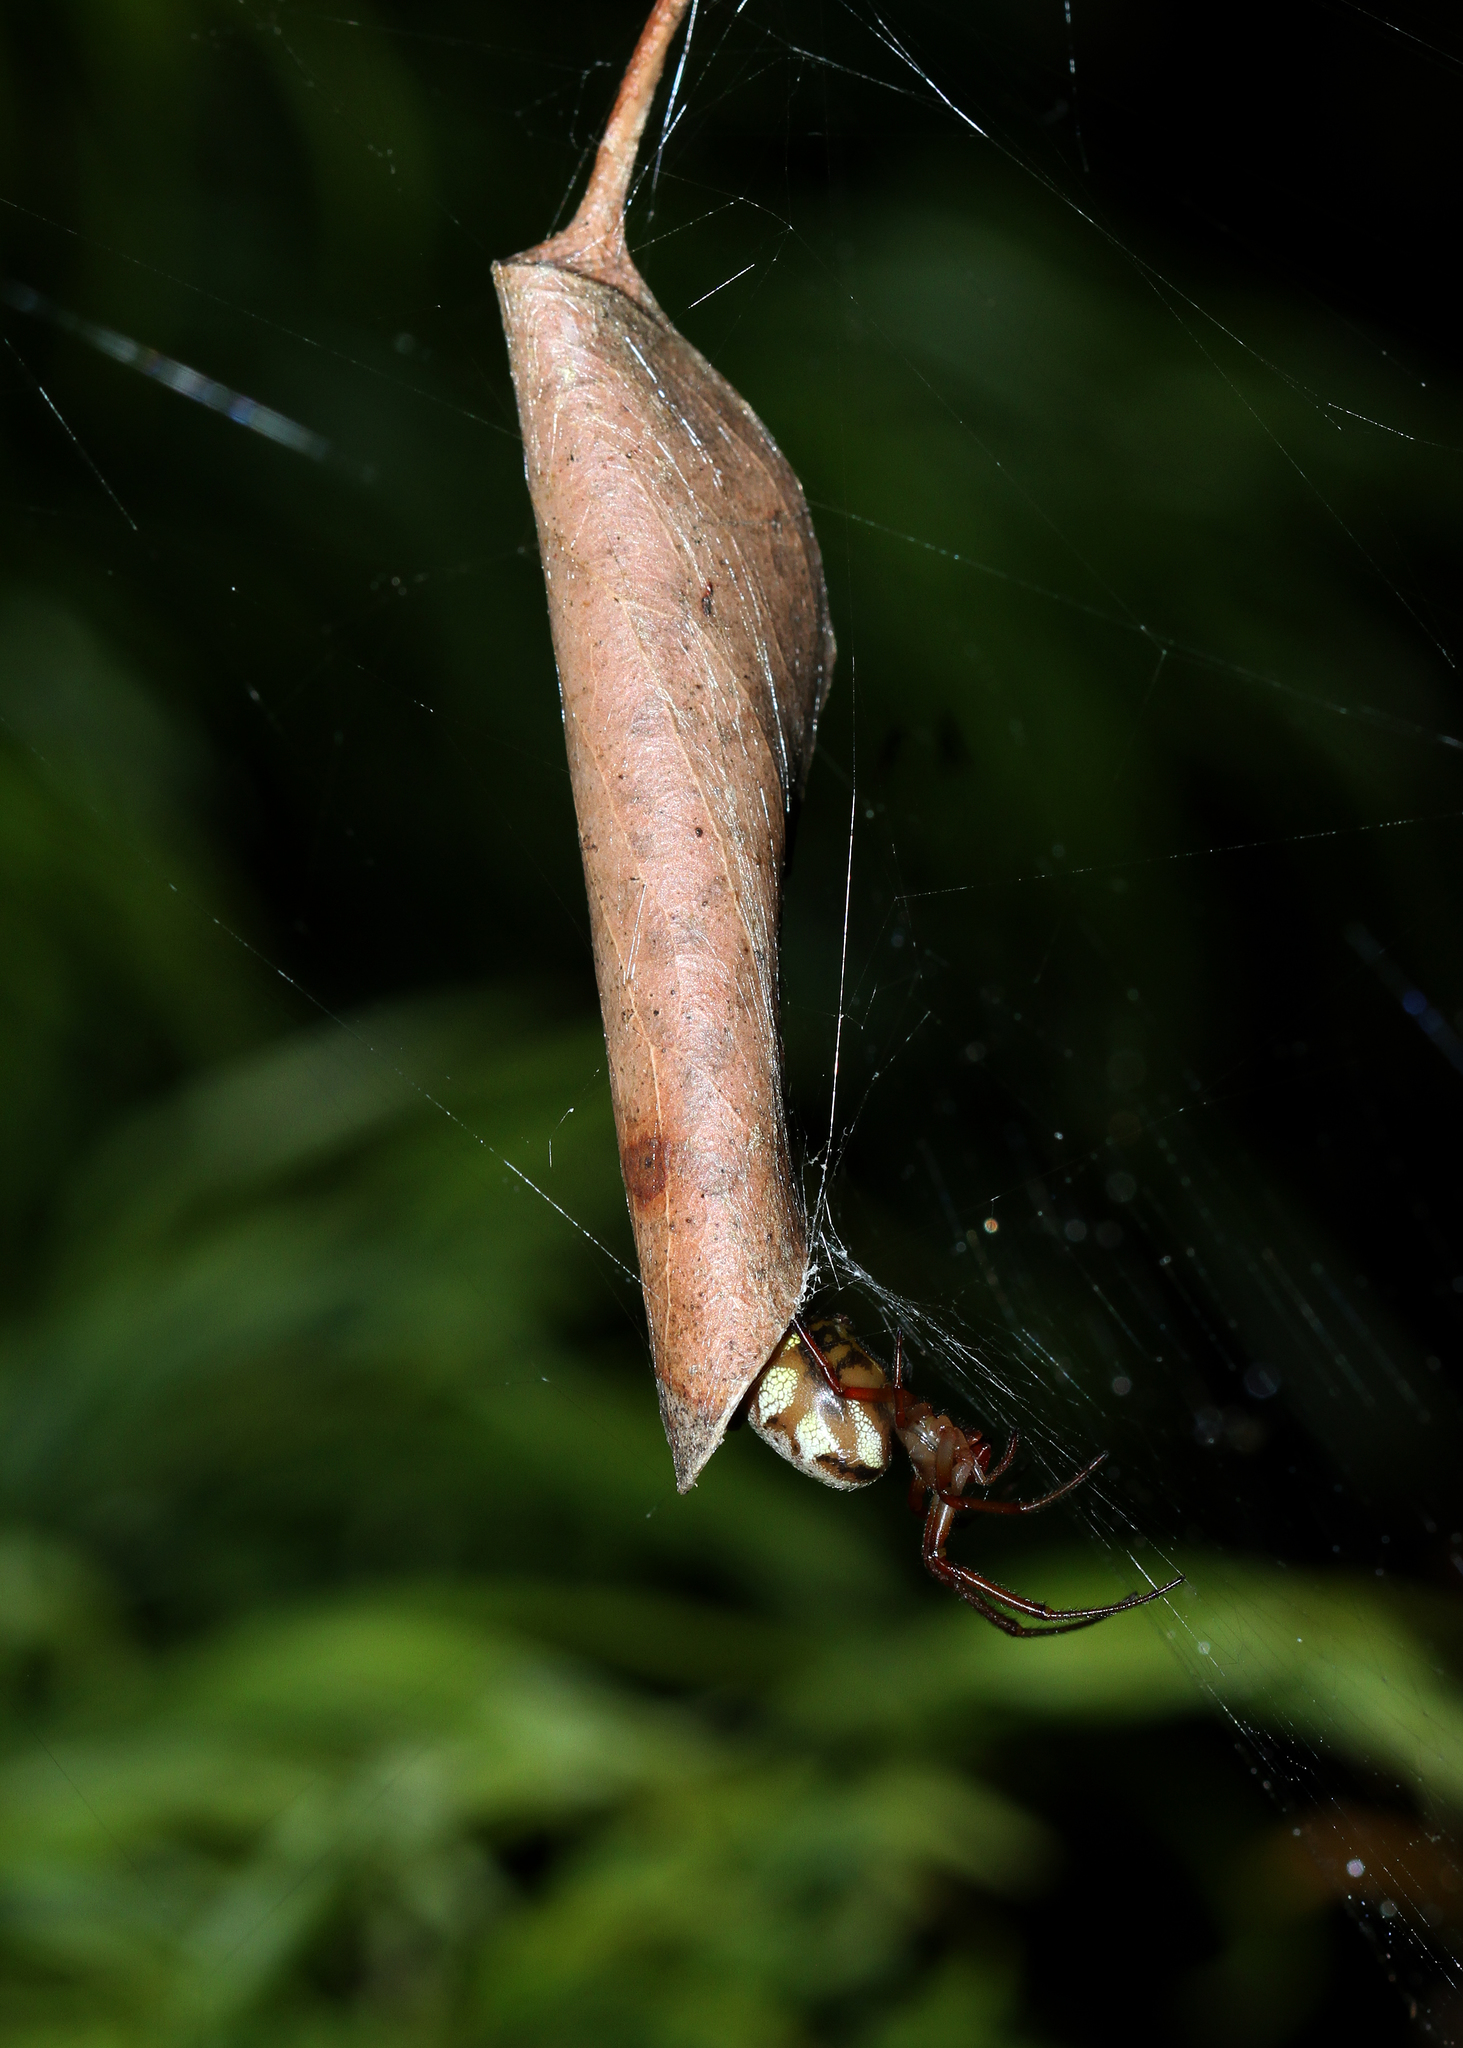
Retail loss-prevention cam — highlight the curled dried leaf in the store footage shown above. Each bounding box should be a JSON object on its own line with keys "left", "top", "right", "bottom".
{"left": 494, "top": 0, "right": 834, "bottom": 1489}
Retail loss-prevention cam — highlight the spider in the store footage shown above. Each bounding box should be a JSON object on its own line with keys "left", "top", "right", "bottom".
{"left": 745, "top": 1312, "right": 1182, "bottom": 1636}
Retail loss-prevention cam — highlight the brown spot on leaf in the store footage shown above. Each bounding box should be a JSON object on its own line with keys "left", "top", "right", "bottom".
{"left": 622, "top": 1128, "right": 668, "bottom": 1205}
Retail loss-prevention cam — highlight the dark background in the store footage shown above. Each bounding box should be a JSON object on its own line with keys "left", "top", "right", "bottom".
{"left": 3, "top": 3, "right": 1463, "bottom": 2042}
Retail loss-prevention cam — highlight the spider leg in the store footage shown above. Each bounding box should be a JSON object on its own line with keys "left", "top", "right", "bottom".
{"left": 925, "top": 1553, "right": 1134, "bottom": 1637}
{"left": 922, "top": 1500, "right": 1183, "bottom": 1629}
{"left": 921, "top": 1558, "right": 1065, "bottom": 1637}
{"left": 979, "top": 1429, "right": 1020, "bottom": 1485}
{"left": 941, "top": 1554, "right": 1183, "bottom": 1627}
{"left": 790, "top": 1314, "right": 838, "bottom": 1393}
{"left": 791, "top": 1316, "right": 891, "bottom": 1404}
{"left": 937, "top": 1452, "right": 1107, "bottom": 1516}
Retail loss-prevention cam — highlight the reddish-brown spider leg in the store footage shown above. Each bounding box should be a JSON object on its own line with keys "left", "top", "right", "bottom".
{"left": 922, "top": 1501, "right": 1183, "bottom": 1635}
{"left": 929, "top": 1565, "right": 1163, "bottom": 1638}
{"left": 974, "top": 1428, "right": 1020, "bottom": 1487}
{"left": 813, "top": 1321, "right": 915, "bottom": 1432}
{"left": 889, "top": 1332, "right": 1017, "bottom": 1459}
{"left": 936, "top": 1451, "right": 1106, "bottom": 1516}
{"left": 792, "top": 1315, "right": 896, "bottom": 1405}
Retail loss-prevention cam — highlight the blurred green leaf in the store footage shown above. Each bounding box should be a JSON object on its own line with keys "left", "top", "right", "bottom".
{"left": 0, "top": 592, "right": 269, "bottom": 1263}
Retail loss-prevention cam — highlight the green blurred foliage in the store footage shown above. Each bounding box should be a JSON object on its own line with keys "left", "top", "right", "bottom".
{"left": 4, "top": 1, "right": 1463, "bottom": 2043}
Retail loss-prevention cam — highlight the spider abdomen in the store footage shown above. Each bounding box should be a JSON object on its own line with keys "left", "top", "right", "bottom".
{"left": 746, "top": 1318, "right": 894, "bottom": 1491}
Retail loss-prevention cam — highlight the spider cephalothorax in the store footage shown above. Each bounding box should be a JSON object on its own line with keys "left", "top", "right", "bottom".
{"left": 746, "top": 1312, "right": 1182, "bottom": 1637}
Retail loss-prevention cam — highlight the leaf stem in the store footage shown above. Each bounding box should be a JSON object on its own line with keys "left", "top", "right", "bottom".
{"left": 526, "top": 0, "right": 693, "bottom": 305}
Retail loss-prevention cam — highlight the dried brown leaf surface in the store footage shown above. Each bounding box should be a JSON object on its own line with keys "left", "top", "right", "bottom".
{"left": 493, "top": 0, "right": 835, "bottom": 1489}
